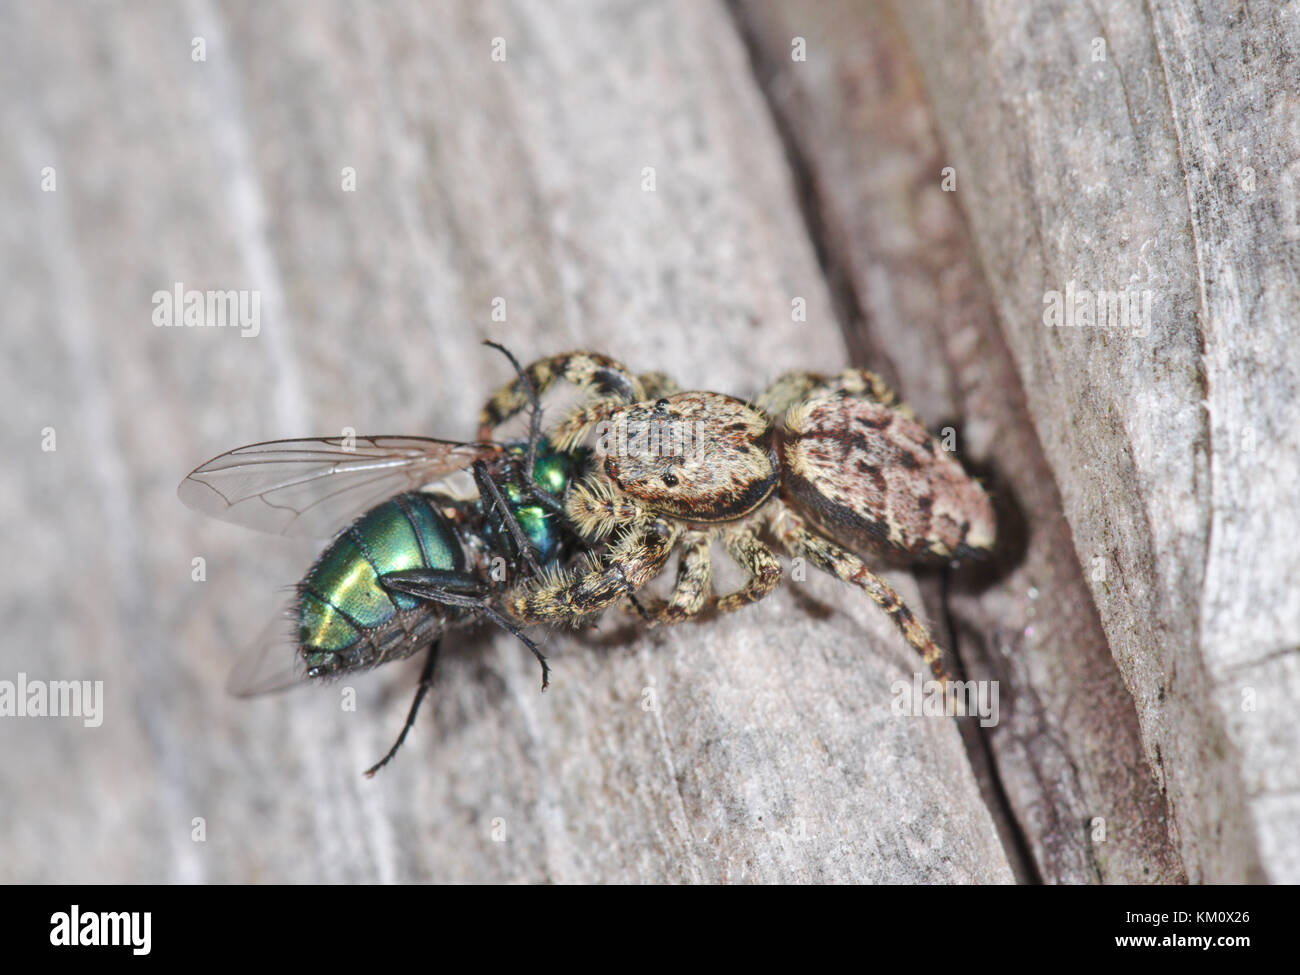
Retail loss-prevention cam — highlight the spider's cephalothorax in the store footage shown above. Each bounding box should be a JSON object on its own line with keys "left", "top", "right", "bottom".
{"left": 579, "top": 391, "right": 778, "bottom": 526}
{"left": 482, "top": 353, "right": 995, "bottom": 682}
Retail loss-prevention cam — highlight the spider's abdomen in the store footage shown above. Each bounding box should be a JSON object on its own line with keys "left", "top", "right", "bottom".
{"left": 779, "top": 396, "right": 995, "bottom": 562}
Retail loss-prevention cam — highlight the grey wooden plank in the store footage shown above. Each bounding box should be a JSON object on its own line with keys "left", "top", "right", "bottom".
{"left": 733, "top": 0, "right": 1188, "bottom": 883}
{"left": 0, "top": 0, "right": 1011, "bottom": 882}
{"left": 882, "top": 0, "right": 1300, "bottom": 882}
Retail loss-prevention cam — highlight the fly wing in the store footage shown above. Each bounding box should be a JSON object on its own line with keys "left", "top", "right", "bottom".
{"left": 178, "top": 435, "right": 504, "bottom": 539}
{"left": 225, "top": 608, "right": 307, "bottom": 697}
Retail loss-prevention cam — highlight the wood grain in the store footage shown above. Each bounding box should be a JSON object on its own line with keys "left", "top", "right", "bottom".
{"left": 733, "top": 0, "right": 1187, "bottom": 883}
{"left": 10, "top": 0, "right": 1287, "bottom": 886}
{"left": 1, "top": 0, "right": 1011, "bottom": 882}
{"left": 879, "top": 0, "right": 1299, "bottom": 882}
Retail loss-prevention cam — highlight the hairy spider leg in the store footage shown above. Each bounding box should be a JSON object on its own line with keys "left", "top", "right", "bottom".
{"left": 773, "top": 510, "right": 951, "bottom": 682}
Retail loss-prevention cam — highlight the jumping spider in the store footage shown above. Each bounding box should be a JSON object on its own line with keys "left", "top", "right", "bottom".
{"left": 479, "top": 353, "right": 995, "bottom": 681}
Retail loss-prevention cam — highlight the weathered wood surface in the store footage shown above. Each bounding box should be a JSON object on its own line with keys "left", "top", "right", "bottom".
{"left": 734, "top": 0, "right": 1187, "bottom": 883}
{"left": 7, "top": 0, "right": 1290, "bottom": 886}
{"left": 1, "top": 0, "right": 1013, "bottom": 883}
{"left": 870, "top": 0, "right": 1295, "bottom": 882}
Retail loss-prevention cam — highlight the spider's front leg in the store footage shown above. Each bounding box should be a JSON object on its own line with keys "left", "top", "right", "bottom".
{"left": 711, "top": 523, "right": 783, "bottom": 614}
{"left": 773, "top": 508, "right": 951, "bottom": 683}
{"left": 477, "top": 351, "right": 645, "bottom": 439}
{"left": 477, "top": 346, "right": 652, "bottom": 521}
{"left": 507, "top": 520, "right": 683, "bottom": 622}
{"left": 631, "top": 522, "right": 782, "bottom": 624}
{"left": 624, "top": 529, "right": 713, "bottom": 625}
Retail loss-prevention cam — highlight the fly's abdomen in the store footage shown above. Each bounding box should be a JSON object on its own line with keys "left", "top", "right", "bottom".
{"left": 298, "top": 493, "right": 465, "bottom": 676}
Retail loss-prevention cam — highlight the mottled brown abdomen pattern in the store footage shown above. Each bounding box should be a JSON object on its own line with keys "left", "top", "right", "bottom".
{"left": 780, "top": 396, "right": 995, "bottom": 562}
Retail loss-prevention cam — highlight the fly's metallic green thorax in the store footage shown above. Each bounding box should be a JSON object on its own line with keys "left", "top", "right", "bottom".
{"left": 493, "top": 440, "right": 589, "bottom": 564}
{"left": 298, "top": 493, "right": 466, "bottom": 675}
{"left": 523, "top": 440, "right": 586, "bottom": 498}
{"left": 504, "top": 438, "right": 587, "bottom": 498}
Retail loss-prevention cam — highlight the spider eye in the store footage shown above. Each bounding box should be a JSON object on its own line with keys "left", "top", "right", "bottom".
{"left": 662, "top": 472, "right": 678, "bottom": 488}
{"left": 654, "top": 397, "right": 671, "bottom": 412}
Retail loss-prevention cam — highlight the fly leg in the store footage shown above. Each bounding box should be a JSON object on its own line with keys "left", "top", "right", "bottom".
{"left": 360, "top": 568, "right": 488, "bottom": 777}
{"left": 472, "top": 458, "right": 542, "bottom": 578}
{"left": 482, "top": 341, "right": 546, "bottom": 489}
{"left": 364, "top": 639, "right": 441, "bottom": 778}
{"left": 381, "top": 569, "right": 551, "bottom": 690}
{"left": 480, "top": 341, "right": 579, "bottom": 524}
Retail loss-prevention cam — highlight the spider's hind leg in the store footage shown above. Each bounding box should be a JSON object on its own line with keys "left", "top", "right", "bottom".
{"left": 774, "top": 510, "right": 951, "bottom": 683}
{"left": 637, "top": 370, "right": 680, "bottom": 400}
{"left": 758, "top": 368, "right": 919, "bottom": 424}
{"left": 756, "top": 371, "right": 831, "bottom": 417}
{"left": 818, "top": 369, "right": 913, "bottom": 414}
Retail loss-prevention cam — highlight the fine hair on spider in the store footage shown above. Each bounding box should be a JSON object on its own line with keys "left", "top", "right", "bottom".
{"left": 479, "top": 352, "right": 995, "bottom": 685}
